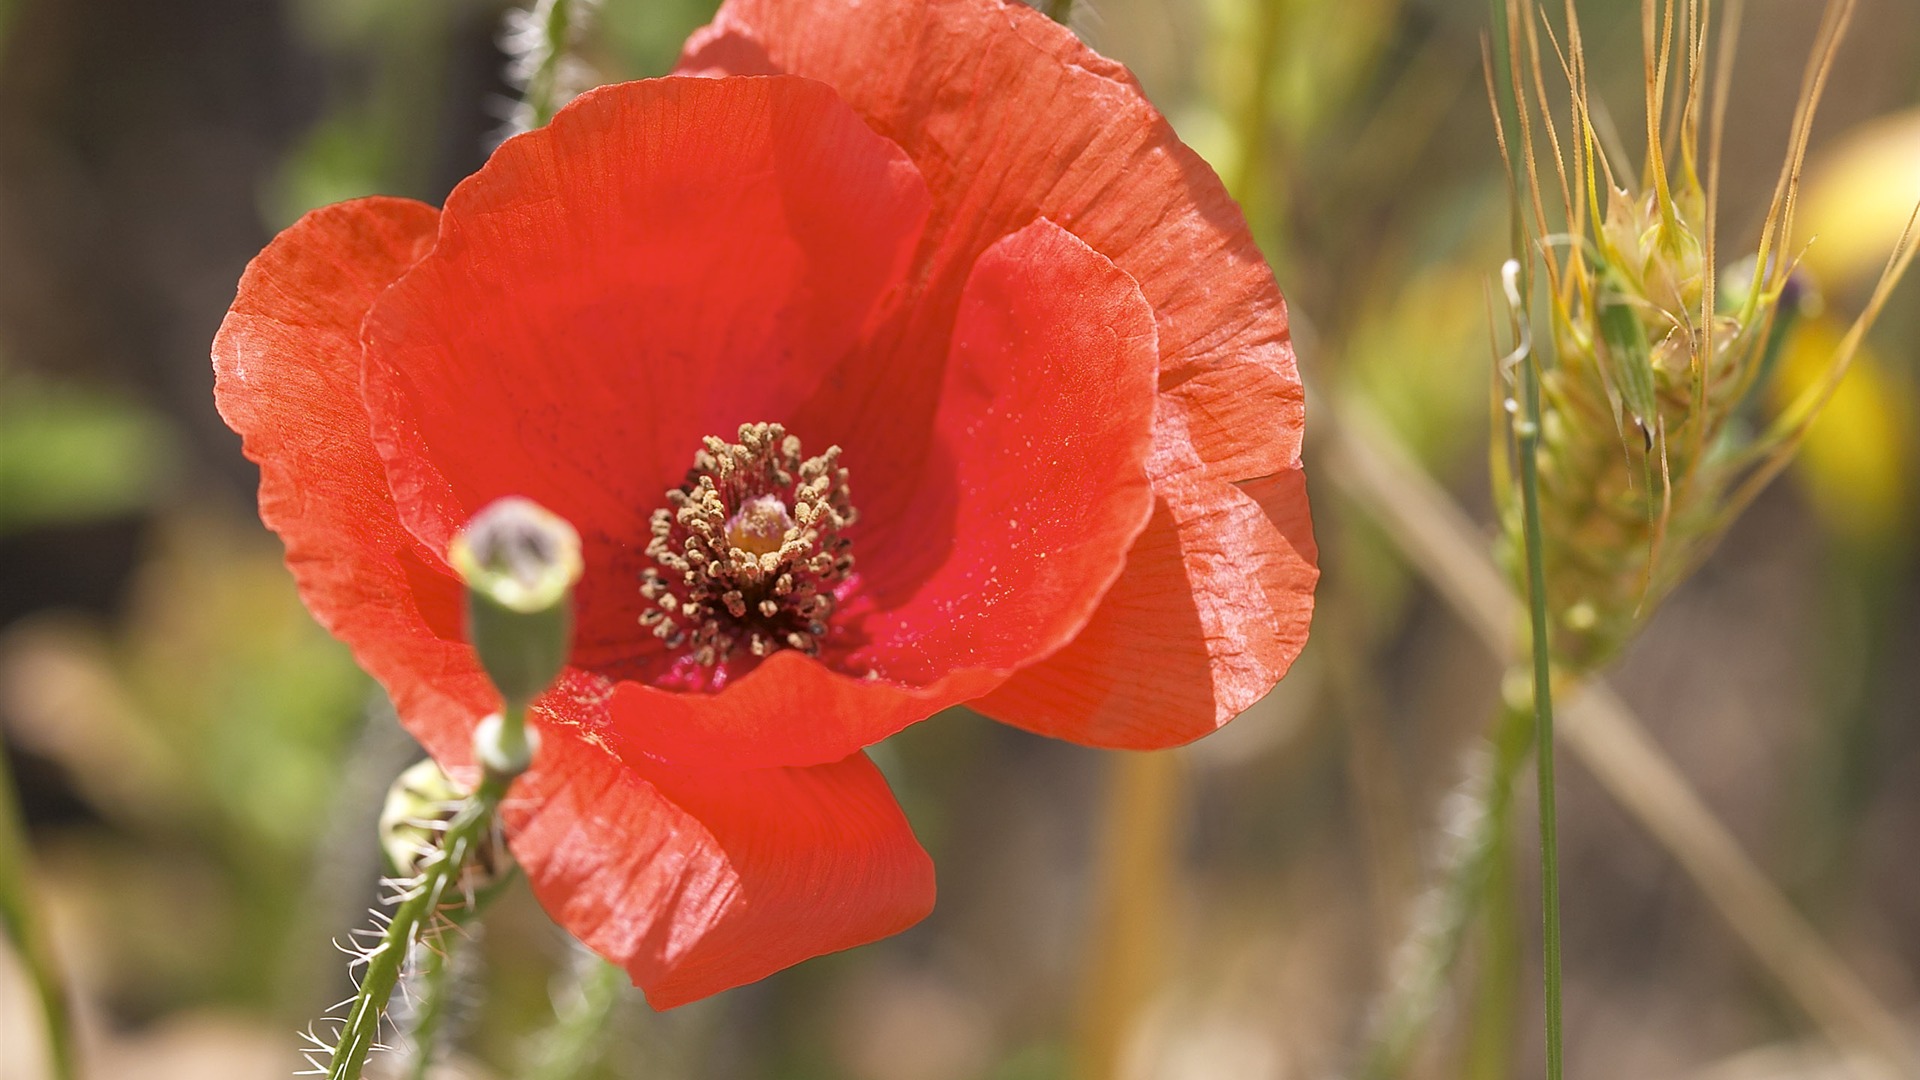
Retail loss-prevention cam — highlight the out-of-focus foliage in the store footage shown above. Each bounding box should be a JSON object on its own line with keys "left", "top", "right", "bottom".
{"left": 268, "top": 0, "right": 469, "bottom": 224}
{"left": 597, "top": 0, "right": 717, "bottom": 73}
{"left": 1344, "top": 260, "right": 1501, "bottom": 468}
{"left": 266, "top": 0, "right": 719, "bottom": 227}
{"left": 0, "top": 512, "right": 368, "bottom": 1008}
{"left": 0, "top": 367, "right": 176, "bottom": 535}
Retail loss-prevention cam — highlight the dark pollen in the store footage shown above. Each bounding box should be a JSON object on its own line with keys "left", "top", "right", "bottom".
{"left": 639, "top": 422, "right": 857, "bottom": 667}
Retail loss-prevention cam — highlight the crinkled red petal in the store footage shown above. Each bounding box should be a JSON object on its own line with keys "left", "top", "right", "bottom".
{"left": 358, "top": 75, "right": 932, "bottom": 683}
{"left": 842, "top": 219, "right": 1159, "bottom": 685}
{"left": 678, "top": 0, "right": 1318, "bottom": 746}
{"left": 975, "top": 466, "right": 1317, "bottom": 746}
{"left": 212, "top": 197, "right": 492, "bottom": 761}
{"left": 609, "top": 218, "right": 1161, "bottom": 770}
{"left": 505, "top": 726, "right": 933, "bottom": 1010}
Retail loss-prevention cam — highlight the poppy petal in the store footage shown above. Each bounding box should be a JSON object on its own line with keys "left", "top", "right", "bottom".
{"left": 845, "top": 218, "right": 1159, "bottom": 687}
{"left": 680, "top": 0, "right": 1317, "bottom": 745}
{"left": 211, "top": 197, "right": 496, "bottom": 760}
{"left": 605, "top": 218, "right": 1159, "bottom": 770}
{"left": 358, "top": 75, "right": 931, "bottom": 680}
{"left": 679, "top": 0, "right": 1301, "bottom": 481}
{"left": 505, "top": 726, "right": 934, "bottom": 1009}
{"left": 973, "top": 465, "right": 1317, "bottom": 746}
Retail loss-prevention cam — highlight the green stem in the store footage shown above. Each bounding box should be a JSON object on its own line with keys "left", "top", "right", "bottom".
{"left": 1519, "top": 317, "right": 1567, "bottom": 1080}
{"left": 321, "top": 707, "right": 527, "bottom": 1080}
{"left": 524, "top": 0, "right": 576, "bottom": 128}
{"left": 402, "top": 930, "right": 456, "bottom": 1080}
{"left": 1228, "top": 0, "right": 1287, "bottom": 247}
{"left": 1041, "top": 0, "right": 1073, "bottom": 25}
{"left": 324, "top": 790, "right": 498, "bottom": 1080}
{"left": 1463, "top": 811, "right": 1520, "bottom": 1080}
{"left": 1358, "top": 696, "right": 1533, "bottom": 1079}
{"left": 522, "top": 953, "right": 629, "bottom": 1080}
{"left": 1487, "top": 3, "right": 1565, "bottom": 1076}
{"left": 0, "top": 737, "right": 77, "bottom": 1080}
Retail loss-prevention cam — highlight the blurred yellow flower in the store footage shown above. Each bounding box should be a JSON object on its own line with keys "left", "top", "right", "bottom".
{"left": 1799, "top": 106, "right": 1920, "bottom": 288}
{"left": 1772, "top": 317, "right": 1916, "bottom": 548}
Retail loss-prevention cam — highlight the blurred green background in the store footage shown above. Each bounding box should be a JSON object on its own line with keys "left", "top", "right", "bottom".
{"left": 0, "top": 0, "right": 1916, "bottom": 1077}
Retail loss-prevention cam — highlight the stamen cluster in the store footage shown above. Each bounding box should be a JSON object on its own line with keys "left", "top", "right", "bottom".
{"left": 640, "top": 422, "right": 856, "bottom": 667}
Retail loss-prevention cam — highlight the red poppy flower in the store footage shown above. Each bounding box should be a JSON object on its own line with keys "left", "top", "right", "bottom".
{"left": 212, "top": 0, "right": 1315, "bottom": 1008}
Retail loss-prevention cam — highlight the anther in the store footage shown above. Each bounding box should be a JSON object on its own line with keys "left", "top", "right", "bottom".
{"left": 639, "top": 423, "right": 858, "bottom": 670}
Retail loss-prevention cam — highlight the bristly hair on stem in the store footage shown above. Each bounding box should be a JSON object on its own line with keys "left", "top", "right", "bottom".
{"left": 397, "top": 897, "right": 489, "bottom": 1080}
{"left": 502, "top": 0, "right": 602, "bottom": 134}
{"left": 520, "top": 948, "right": 631, "bottom": 1080}
{"left": 1356, "top": 694, "right": 1535, "bottom": 1080}
{"left": 301, "top": 759, "right": 514, "bottom": 1080}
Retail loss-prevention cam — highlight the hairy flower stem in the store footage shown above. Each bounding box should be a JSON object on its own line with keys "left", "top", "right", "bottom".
{"left": 322, "top": 707, "right": 527, "bottom": 1080}
{"left": 1359, "top": 698, "right": 1532, "bottom": 1079}
{"left": 0, "top": 737, "right": 76, "bottom": 1080}
{"left": 1464, "top": 819, "right": 1520, "bottom": 1080}
{"left": 522, "top": 951, "right": 629, "bottom": 1080}
{"left": 524, "top": 0, "right": 577, "bottom": 128}
{"left": 1488, "top": 2, "right": 1564, "bottom": 1075}
{"left": 402, "top": 933, "right": 457, "bottom": 1080}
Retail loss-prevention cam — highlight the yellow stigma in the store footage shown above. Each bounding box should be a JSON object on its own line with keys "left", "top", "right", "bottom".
{"left": 726, "top": 494, "right": 796, "bottom": 558}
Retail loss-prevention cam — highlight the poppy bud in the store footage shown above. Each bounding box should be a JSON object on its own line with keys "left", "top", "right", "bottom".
{"left": 377, "top": 757, "right": 511, "bottom": 892}
{"left": 448, "top": 496, "right": 582, "bottom": 710}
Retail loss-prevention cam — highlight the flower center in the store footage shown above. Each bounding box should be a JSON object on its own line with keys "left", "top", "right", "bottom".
{"left": 639, "top": 422, "right": 857, "bottom": 668}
